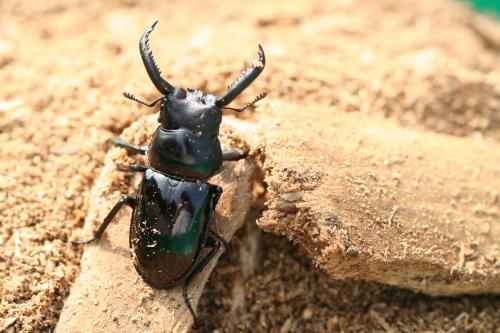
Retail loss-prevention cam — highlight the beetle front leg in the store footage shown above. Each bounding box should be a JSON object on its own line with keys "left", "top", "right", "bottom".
{"left": 111, "top": 139, "right": 147, "bottom": 155}
{"left": 222, "top": 149, "right": 249, "bottom": 161}
{"left": 116, "top": 163, "right": 148, "bottom": 173}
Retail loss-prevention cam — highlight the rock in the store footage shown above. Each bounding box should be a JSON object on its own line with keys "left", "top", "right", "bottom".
{"left": 56, "top": 115, "right": 255, "bottom": 333}
{"left": 256, "top": 102, "right": 500, "bottom": 296}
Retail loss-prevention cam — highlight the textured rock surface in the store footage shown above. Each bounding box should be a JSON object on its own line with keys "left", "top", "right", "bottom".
{"left": 56, "top": 115, "right": 255, "bottom": 333}
{"left": 257, "top": 102, "right": 500, "bottom": 296}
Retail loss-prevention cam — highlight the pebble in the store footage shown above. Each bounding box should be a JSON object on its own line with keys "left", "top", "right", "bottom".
{"left": 302, "top": 307, "right": 313, "bottom": 320}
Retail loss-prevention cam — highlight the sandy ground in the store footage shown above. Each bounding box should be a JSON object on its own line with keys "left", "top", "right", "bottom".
{"left": 1, "top": 0, "right": 500, "bottom": 332}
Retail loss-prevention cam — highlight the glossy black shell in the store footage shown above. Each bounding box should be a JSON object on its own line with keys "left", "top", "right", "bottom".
{"left": 160, "top": 89, "right": 222, "bottom": 139}
{"left": 130, "top": 169, "right": 218, "bottom": 288}
{"left": 147, "top": 127, "right": 222, "bottom": 180}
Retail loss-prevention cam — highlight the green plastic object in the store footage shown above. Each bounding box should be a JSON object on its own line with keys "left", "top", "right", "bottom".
{"left": 465, "top": 0, "right": 500, "bottom": 16}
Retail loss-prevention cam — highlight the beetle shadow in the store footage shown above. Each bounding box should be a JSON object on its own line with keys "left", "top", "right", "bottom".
{"left": 210, "top": 211, "right": 230, "bottom": 237}
{"left": 88, "top": 237, "right": 131, "bottom": 259}
{"left": 218, "top": 163, "right": 239, "bottom": 184}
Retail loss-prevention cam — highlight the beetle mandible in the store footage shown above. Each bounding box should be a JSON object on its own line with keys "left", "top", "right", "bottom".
{"left": 74, "top": 21, "right": 265, "bottom": 327}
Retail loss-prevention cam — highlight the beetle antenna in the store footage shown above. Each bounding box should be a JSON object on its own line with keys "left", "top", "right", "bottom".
{"left": 221, "top": 92, "right": 267, "bottom": 112}
{"left": 123, "top": 91, "right": 162, "bottom": 107}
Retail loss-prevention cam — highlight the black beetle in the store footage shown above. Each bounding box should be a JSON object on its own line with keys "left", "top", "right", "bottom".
{"left": 74, "top": 21, "right": 265, "bottom": 327}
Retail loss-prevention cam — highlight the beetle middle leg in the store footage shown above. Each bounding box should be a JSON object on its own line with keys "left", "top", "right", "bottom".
{"left": 111, "top": 139, "right": 147, "bottom": 155}
{"left": 72, "top": 195, "right": 136, "bottom": 245}
{"left": 183, "top": 236, "right": 222, "bottom": 328}
{"left": 222, "top": 149, "right": 249, "bottom": 161}
{"left": 116, "top": 163, "right": 148, "bottom": 173}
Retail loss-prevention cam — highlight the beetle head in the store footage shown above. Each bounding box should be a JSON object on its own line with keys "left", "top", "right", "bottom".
{"left": 123, "top": 21, "right": 266, "bottom": 138}
{"left": 158, "top": 88, "right": 222, "bottom": 138}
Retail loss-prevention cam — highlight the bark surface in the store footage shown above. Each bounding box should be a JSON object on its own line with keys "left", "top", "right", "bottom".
{"left": 257, "top": 103, "right": 500, "bottom": 296}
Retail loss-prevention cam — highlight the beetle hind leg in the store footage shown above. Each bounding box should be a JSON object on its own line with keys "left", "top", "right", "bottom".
{"left": 209, "top": 229, "right": 230, "bottom": 250}
{"left": 72, "top": 195, "right": 136, "bottom": 245}
{"left": 182, "top": 236, "right": 221, "bottom": 329}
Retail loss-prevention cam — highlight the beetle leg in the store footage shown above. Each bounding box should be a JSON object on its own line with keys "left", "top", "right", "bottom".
{"left": 222, "top": 149, "right": 249, "bottom": 161}
{"left": 209, "top": 230, "right": 230, "bottom": 250}
{"left": 207, "top": 186, "right": 229, "bottom": 249}
{"left": 111, "top": 139, "right": 147, "bottom": 155}
{"left": 72, "top": 195, "right": 136, "bottom": 245}
{"left": 182, "top": 236, "right": 221, "bottom": 329}
{"left": 212, "top": 185, "right": 223, "bottom": 207}
{"left": 116, "top": 163, "right": 148, "bottom": 173}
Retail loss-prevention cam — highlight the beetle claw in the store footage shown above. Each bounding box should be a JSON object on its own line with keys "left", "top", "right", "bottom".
{"left": 216, "top": 45, "right": 266, "bottom": 107}
{"left": 140, "top": 21, "right": 175, "bottom": 94}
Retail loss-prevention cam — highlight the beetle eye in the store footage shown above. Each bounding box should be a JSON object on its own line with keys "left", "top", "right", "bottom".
{"left": 173, "top": 88, "right": 187, "bottom": 99}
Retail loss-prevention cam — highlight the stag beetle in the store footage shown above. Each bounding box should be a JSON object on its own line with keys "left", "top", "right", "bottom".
{"left": 73, "top": 21, "right": 265, "bottom": 327}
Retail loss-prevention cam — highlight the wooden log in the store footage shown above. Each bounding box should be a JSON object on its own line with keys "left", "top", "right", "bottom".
{"left": 257, "top": 102, "right": 500, "bottom": 296}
